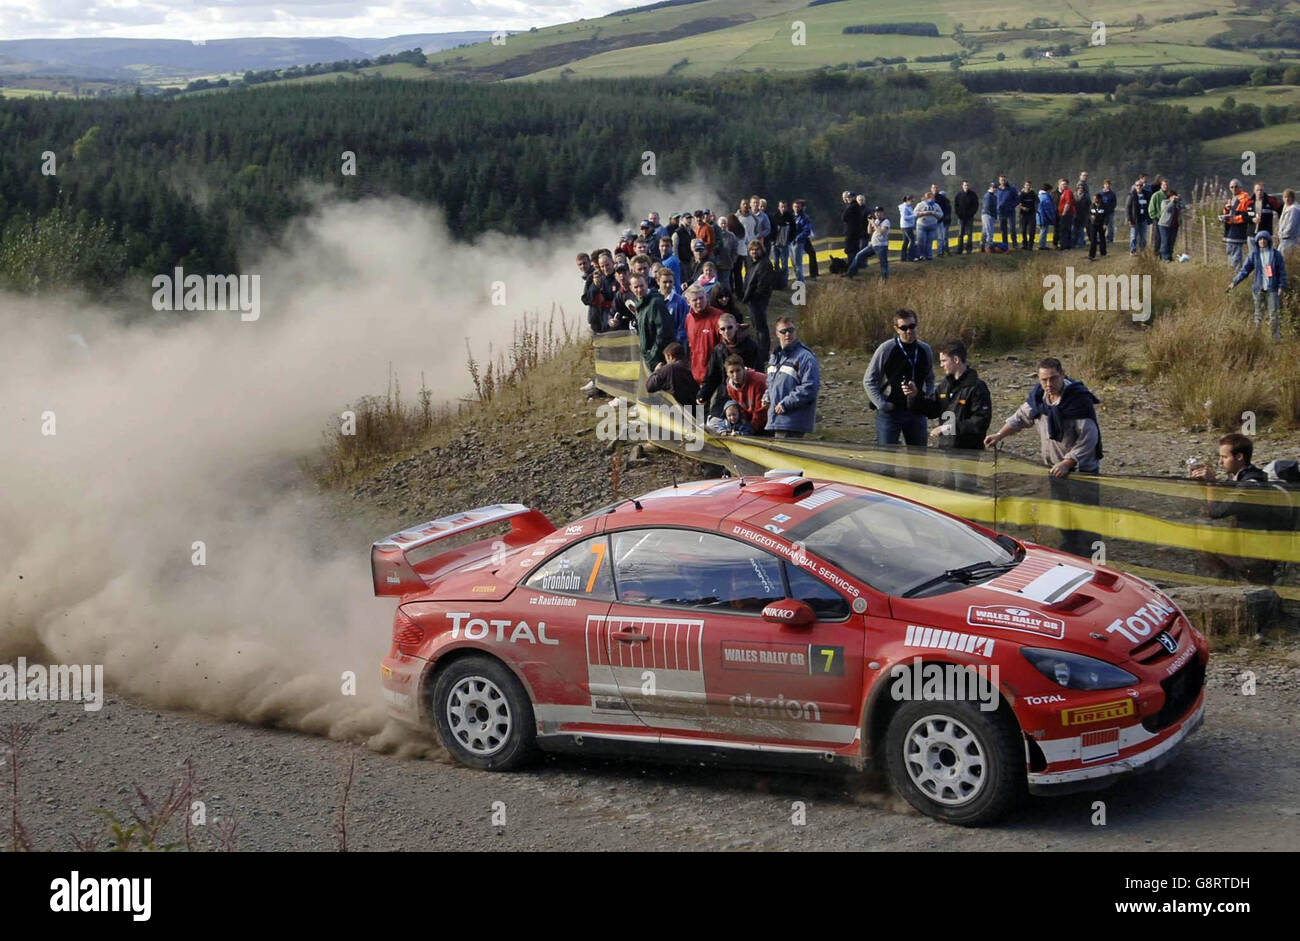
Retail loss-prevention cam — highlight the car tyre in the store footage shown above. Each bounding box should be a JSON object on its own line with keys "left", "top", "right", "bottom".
{"left": 885, "top": 699, "right": 1024, "bottom": 826}
{"left": 430, "top": 655, "right": 539, "bottom": 771}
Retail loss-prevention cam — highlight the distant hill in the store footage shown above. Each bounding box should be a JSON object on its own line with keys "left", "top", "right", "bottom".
{"left": 0, "top": 33, "right": 495, "bottom": 79}
{"left": 422, "top": 0, "right": 1291, "bottom": 81}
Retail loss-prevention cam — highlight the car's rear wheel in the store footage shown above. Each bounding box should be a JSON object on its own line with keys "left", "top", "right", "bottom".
{"left": 430, "top": 656, "right": 539, "bottom": 771}
{"left": 885, "top": 699, "right": 1024, "bottom": 826}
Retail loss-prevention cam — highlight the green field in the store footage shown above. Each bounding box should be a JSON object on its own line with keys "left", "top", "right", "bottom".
{"left": 420, "top": 0, "right": 1285, "bottom": 81}
{"left": 989, "top": 82, "right": 1300, "bottom": 125}
{"left": 271, "top": 62, "right": 431, "bottom": 85}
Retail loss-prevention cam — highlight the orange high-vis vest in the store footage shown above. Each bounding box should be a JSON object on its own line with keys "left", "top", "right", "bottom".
{"left": 1225, "top": 191, "right": 1251, "bottom": 225}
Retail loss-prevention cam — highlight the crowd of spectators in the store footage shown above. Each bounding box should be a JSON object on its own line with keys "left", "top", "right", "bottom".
{"left": 575, "top": 184, "right": 1295, "bottom": 571}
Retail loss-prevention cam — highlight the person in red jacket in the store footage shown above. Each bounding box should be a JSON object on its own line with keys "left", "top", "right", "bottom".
{"left": 683, "top": 285, "right": 724, "bottom": 384}
{"left": 721, "top": 354, "right": 768, "bottom": 433}
{"left": 1056, "top": 179, "right": 1076, "bottom": 250}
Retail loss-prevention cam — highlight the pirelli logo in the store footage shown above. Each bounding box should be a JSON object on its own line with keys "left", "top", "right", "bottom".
{"left": 1061, "top": 698, "right": 1134, "bottom": 726}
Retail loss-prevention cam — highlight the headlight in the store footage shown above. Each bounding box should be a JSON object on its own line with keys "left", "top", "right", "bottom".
{"left": 1020, "top": 648, "right": 1138, "bottom": 691}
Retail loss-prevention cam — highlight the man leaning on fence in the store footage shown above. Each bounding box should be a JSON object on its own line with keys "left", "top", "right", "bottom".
{"left": 984, "top": 357, "right": 1103, "bottom": 558}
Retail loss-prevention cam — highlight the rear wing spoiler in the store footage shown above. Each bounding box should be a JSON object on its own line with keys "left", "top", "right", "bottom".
{"left": 371, "top": 504, "right": 556, "bottom": 596}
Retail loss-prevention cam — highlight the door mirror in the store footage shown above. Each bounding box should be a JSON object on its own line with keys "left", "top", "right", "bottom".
{"left": 761, "top": 599, "right": 815, "bottom": 628}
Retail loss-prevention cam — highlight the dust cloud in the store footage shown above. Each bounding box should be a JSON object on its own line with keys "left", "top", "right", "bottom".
{"left": 0, "top": 194, "right": 658, "bottom": 755}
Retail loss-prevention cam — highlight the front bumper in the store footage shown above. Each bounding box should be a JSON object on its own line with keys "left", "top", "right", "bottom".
{"left": 1026, "top": 695, "right": 1205, "bottom": 795}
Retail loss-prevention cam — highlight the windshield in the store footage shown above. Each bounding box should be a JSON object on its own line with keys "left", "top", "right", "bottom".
{"left": 785, "top": 493, "right": 1017, "bottom": 597}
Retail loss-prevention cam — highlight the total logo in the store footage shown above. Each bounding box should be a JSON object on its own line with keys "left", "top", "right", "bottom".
{"left": 445, "top": 612, "right": 559, "bottom": 645}
{"left": 1103, "top": 595, "right": 1177, "bottom": 644}
{"left": 1022, "top": 694, "right": 1066, "bottom": 705}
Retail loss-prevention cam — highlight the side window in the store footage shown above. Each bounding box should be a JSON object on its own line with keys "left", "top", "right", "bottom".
{"left": 785, "top": 563, "right": 850, "bottom": 621}
{"left": 611, "top": 529, "right": 785, "bottom": 612}
{"left": 525, "top": 536, "right": 614, "bottom": 600}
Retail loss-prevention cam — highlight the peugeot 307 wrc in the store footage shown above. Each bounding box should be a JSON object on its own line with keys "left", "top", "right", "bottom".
{"left": 374, "top": 473, "right": 1207, "bottom": 826}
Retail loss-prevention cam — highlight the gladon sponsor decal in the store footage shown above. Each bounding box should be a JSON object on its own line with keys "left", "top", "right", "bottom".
{"left": 967, "top": 605, "right": 1065, "bottom": 640}
{"left": 729, "top": 692, "right": 821, "bottom": 721}
{"left": 445, "top": 612, "right": 559, "bottom": 645}
{"left": 904, "top": 625, "right": 995, "bottom": 658}
{"left": 1103, "top": 595, "right": 1177, "bottom": 644}
{"left": 1061, "top": 698, "right": 1134, "bottom": 726}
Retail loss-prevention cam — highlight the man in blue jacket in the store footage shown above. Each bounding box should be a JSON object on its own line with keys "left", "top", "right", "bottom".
{"left": 981, "top": 184, "right": 998, "bottom": 253}
{"left": 995, "top": 174, "right": 1019, "bottom": 250}
{"left": 1228, "top": 231, "right": 1288, "bottom": 340}
{"left": 1036, "top": 184, "right": 1057, "bottom": 249}
{"left": 762, "top": 317, "right": 820, "bottom": 438}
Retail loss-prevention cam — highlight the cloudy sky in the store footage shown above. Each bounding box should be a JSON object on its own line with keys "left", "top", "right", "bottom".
{"left": 4, "top": 0, "right": 632, "bottom": 40}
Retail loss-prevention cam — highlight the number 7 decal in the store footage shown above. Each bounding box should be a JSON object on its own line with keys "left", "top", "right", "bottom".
{"left": 809, "top": 644, "right": 845, "bottom": 676}
{"left": 586, "top": 540, "right": 608, "bottom": 593}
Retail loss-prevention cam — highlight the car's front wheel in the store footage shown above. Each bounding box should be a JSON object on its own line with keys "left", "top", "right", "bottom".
{"left": 430, "top": 656, "right": 539, "bottom": 771}
{"left": 885, "top": 699, "right": 1024, "bottom": 826}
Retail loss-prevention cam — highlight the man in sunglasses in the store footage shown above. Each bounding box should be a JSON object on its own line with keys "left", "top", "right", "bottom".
{"left": 863, "top": 308, "right": 934, "bottom": 447}
{"left": 762, "top": 318, "right": 820, "bottom": 438}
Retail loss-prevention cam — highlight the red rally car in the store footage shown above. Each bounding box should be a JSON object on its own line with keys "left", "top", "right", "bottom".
{"left": 374, "top": 473, "right": 1207, "bottom": 826}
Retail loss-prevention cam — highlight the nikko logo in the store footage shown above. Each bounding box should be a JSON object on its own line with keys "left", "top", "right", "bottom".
{"left": 445, "top": 612, "right": 559, "bottom": 645}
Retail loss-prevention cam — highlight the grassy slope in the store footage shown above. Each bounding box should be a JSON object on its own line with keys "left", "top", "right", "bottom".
{"left": 423, "top": 0, "right": 1274, "bottom": 81}
{"left": 169, "top": 2, "right": 1281, "bottom": 91}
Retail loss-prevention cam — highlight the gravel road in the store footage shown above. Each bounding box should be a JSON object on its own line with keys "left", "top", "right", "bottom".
{"left": 7, "top": 652, "right": 1297, "bottom": 852}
